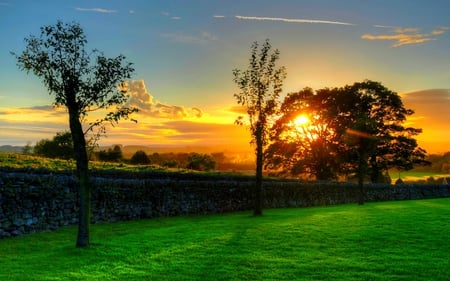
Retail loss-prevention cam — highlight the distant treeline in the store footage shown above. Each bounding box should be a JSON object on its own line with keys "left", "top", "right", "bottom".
{"left": 415, "top": 152, "right": 450, "bottom": 174}
{"left": 23, "top": 133, "right": 254, "bottom": 172}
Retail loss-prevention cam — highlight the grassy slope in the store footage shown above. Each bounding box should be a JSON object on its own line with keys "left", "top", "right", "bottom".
{"left": 1, "top": 198, "right": 449, "bottom": 281}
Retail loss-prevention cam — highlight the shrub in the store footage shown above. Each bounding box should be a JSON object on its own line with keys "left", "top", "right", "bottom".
{"left": 130, "top": 150, "right": 150, "bottom": 165}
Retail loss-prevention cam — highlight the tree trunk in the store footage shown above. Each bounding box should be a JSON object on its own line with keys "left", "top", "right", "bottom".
{"left": 68, "top": 108, "right": 91, "bottom": 247}
{"left": 357, "top": 151, "right": 367, "bottom": 205}
{"left": 254, "top": 125, "right": 264, "bottom": 216}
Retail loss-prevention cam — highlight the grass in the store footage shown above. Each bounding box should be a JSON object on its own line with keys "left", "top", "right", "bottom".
{"left": 1, "top": 198, "right": 449, "bottom": 281}
{"left": 0, "top": 152, "right": 168, "bottom": 173}
{"left": 390, "top": 170, "right": 450, "bottom": 183}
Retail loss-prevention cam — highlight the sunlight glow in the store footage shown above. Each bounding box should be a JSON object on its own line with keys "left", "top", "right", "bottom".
{"left": 293, "top": 115, "right": 310, "bottom": 127}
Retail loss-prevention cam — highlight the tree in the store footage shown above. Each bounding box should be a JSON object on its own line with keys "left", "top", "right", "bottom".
{"left": 265, "top": 80, "right": 428, "bottom": 193}
{"left": 186, "top": 153, "right": 216, "bottom": 171}
{"left": 233, "top": 39, "right": 286, "bottom": 215}
{"left": 130, "top": 150, "right": 150, "bottom": 165}
{"left": 341, "top": 81, "right": 429, "bottom": 184}
{"left": 96, "top": 145, "right": 123, "bottom": 162}
{"left": 266, "top": 88, "right": 343, "bottom": 180}
{"left": 34, "top": 131, "right": 74, "bottom": 159}
{"left": 13, "top": 21, "right": 137, "bottom": 247}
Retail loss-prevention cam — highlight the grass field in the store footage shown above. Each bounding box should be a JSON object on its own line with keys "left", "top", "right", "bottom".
{"left": 389, "top": 170, "right": 450, "bottom": 183}
{"left": 1, "top": 198, "right": 449, "bottom": 281}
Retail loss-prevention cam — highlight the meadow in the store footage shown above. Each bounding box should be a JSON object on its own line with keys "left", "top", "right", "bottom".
{"left": 1, "top": 198, "right": 449, "bottom": 281}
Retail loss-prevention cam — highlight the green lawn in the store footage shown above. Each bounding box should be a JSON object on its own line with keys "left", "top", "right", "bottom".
{"left": 1, "top": 198, "right": 449, "bottom": 281}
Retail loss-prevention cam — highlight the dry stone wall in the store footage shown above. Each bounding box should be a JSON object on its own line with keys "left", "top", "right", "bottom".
{"left": 1, "top": 169, "right": 449, "bottom": 238}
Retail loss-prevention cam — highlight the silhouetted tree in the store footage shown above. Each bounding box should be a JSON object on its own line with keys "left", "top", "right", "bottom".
{"left": 233, "top": 39, "right": 286, "bottom": 215}
{"left": 186, "top": 153, "right": 216, "bottom": 171}
{"left": 96, "top": 145, "right": 123, "bottom": 162}
{"left": 266, "top": 80, "right": 428, "bottom": 192}
{"left": 34, "top": 131, "right": 74, "bottom": 159}
{"left": 341, "top": 81, "right": 429, "bottom": 184}
{"left": 13, "top": 21, "right": 137, "bottom": 247}
{"left": 266, "top": 88, "right": 342, "bottom": 180}
{"left": 130, "top": 150, "right": 150, "bottom": 165}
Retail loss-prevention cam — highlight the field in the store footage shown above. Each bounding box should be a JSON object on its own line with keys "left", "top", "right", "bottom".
{"left": 389, "top": 170, "right": 450, "bottom": 183}
{"left": 1, "top": 198, "right": 449, "bottom": 281}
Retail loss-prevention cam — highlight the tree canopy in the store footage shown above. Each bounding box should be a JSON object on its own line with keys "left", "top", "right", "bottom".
{"left": 266, "top": 80, "right": 429, "bottom": 184}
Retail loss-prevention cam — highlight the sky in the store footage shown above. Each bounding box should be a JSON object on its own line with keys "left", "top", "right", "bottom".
{"left": 0, "top": 0, "right": 450, "bottom": 154}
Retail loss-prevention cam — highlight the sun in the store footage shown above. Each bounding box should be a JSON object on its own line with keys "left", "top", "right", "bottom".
{"left": 293, "top": 115, "right": 310, "bottom": 127}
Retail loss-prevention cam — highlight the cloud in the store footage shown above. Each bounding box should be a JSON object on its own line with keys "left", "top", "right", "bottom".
{"left": 373, "top": 25, "right": 400, "bottom": 29}
{"left": 234, "top": 15, "right": 354, "bottom": 26}
{"left": 124, "top": 80, "right": 203, "bottom": 119}
{"left": 162, "top": 11, "right": 181, "bottom": 20}
{"left": 227, "top": 105, "right": 247, "bottom": 115}
{"left": 75, "top": 7, "right": 117, "bottom": 13}
{"left": 162, "top": 32, "right": 217, "bottom": 44}
{"left": 161, "top": 120, "right": 250, "bottom": 145}
{"left": 362, "top": 26, "right": 449, "bottom": 47}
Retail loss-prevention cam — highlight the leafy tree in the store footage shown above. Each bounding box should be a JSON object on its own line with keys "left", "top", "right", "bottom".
{"left": 130, "top": 150, "right": 150, "bottom": 165}
{"left": 13, "top": 21, "right": 137, "bottom": 247}
{"left": 266, "top": 80, "right": 428, "bottom": 193}
{"left": 341, "top": 81, "right": 429, "bottom": 184}
{"left": 266, "top": 88, "right": 343, "bottom": 180}
{"left": 186, "top": 153, "right": 216, "bottom": 171}
{"left": 233, "top": 39, "right": 286, "bottom": 215}
{"left": 34, "top": 131, "right": 74, "bottom": 160}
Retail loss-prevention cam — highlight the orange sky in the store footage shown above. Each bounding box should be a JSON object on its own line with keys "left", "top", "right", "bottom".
{"left": 401, "top": 89, "right": 450, "bottom": 154}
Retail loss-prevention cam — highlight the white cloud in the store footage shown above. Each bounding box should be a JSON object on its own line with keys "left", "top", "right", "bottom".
{"left": 161, "top": 11, "right": 181, "bottom": 20}
{"left": 234, "top": 15, "right": 354, "bottom": 26}
{"left": 124, "top": 80, "right": 203, "bottom": 119}
{"left": 75, "top": 7, "right": 117, "bottom": 13}
{"left": 362, "top": 26, "right": 449, "bottom": 47}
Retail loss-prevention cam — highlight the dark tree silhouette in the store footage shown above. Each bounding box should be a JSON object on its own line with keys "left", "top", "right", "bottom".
{"left": 266, "top": 80, "right": 428, "bottom": 200}
{"left": 130, "top": 150, "right": 150, "bottom": 165}
{"left": 13, "top": 21, "right": 137, "bottom": 247}
{"left": 233, "top": 39, "right": 286, "bottom": 215}
{"left": 266, "top": 88, "right": 343, "bottom": 180}
{"left": 34, "top": 131, "right": 74, "bottom": 160}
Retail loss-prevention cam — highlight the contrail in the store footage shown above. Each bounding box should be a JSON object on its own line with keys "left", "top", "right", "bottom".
{"left": 235, "top": 15, "right": 354, "bottom": 26}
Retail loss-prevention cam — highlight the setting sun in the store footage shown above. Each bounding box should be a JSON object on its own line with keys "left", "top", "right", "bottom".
{"left": 293, "top": 115, "right": 310, "bottom": 127}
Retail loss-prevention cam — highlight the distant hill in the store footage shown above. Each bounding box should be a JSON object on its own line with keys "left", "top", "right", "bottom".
{"left": 0, "top": 145, "right": 24, "bottom": 153}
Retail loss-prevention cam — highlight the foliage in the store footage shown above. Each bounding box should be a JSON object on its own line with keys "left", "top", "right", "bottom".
{"left": 13, "top": 20, "right": 137, "bottom": 247}
{"left": 95, "top": 145, "right": 123, "bottom": 162}
{"left": 266, "top": 80, "right": 429, "bottom": 184}
{"left": 233, "top": 39, "right": 286, "bottom": 215}
{"left": 130, "top": 150, "right": 150, "bottom": 165}
{"left": 266, "top": 88, "right": 343, "bottom": 180}
{"left": 1, "top": 199, "right": 449, "bottom": 280}
{"left": 33, "top": 131, "right": 75, "bottom": 160}
{"left": 186, "top": 153, "right": 216, "bottom": 171}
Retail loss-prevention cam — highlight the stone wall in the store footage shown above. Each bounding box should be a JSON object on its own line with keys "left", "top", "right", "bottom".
{"left": 1, "top": 170, "right": 449, "bottom": 238}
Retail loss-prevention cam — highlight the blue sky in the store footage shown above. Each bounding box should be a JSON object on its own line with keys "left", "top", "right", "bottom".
{"left": 1, "top": 0, "right": 450, "bottom": 153}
